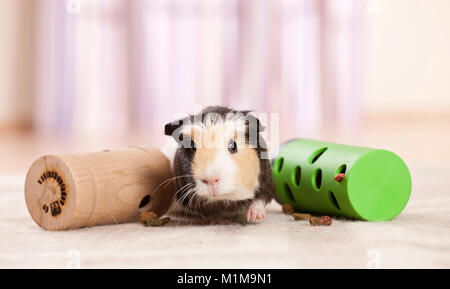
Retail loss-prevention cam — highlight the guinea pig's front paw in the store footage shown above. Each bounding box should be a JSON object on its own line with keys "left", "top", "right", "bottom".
{"left": 247, "top": 200, "right": 266, "bottom": 223}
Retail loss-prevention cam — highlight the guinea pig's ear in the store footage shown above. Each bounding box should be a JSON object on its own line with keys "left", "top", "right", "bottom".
{"left": 240, "top": 110, "right": 265, "bottom": 133}
{"left": 164, "top": 119, "right": 184, "bottom": 137}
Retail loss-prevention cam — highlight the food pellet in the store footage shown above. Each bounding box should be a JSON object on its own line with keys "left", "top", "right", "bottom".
{"left": 293, "top": 213, "right": 312, "bottom": 221}
{"left": 282, "top": 203, "right": 294, "bottom": 215}
{"left": 309, "top": 217, "right": 322, "bottom": 226}
{"left": 334, "top": 173, "right": 345, "bottom": 182}
{"left": 309, "top": 215, "right": 333, "bottom": 226}
{"left": 145, "top": 217, "right": 170, "bottom": 227}
{"left": 320, "top": 216, "right": 333, "bottom": 226}
{"left": 139, "top": 211, "right": 158, "bottom": 224}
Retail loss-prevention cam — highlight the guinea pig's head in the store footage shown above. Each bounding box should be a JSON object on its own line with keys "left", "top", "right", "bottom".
{"left": 165, "top": 107, "right": 266, "bottom": 203}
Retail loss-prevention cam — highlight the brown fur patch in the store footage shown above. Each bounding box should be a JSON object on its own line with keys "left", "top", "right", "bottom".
{"left": 192, "top": 147, "right": 217, "bottom": 178}
{"left": 191, "top": 126, "right": 218, "bottom": 178}
{"left": 231, "top": 145, "right": 260, "bottom": 193}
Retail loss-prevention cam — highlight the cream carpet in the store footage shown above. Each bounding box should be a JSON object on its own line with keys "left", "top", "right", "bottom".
{"left": 0, "top": 163, "right": 449, "bottom": 269}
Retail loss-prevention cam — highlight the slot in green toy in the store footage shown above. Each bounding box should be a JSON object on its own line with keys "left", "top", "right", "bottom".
{"left": 272, "top": 139, "right": 412, "bottom": 221}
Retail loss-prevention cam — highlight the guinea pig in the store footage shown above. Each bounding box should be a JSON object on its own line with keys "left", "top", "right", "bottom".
{"left": 163, "top": 106, "right": 275, "bottom": 223}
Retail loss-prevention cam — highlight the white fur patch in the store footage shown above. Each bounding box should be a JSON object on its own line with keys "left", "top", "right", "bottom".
{"left": 162, "top": 137, "right": 179, "bottom": 171}
{"left": 247, "top": 199, "right": 266, "bottom": 222}
{"left": 177, "top": 118, "right": 247, "bottom": 150}
{"left": 195, "top": 150, "right": 235, "bottom": 200}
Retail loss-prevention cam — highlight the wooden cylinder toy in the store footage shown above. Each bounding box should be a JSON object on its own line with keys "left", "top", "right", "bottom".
{"left": 25, "top": 147, "right": 175, "bottom": 230}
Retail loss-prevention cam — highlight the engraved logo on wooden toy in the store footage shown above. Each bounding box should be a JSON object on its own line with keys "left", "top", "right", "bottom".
{"left": 38, "top": 171, "right": 67, "bottom": 217}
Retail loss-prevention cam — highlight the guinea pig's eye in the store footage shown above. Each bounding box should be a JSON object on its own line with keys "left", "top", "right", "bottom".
{"left": 190, "top": 139, "right": 197, "bottom": 153}
{"left": 228, "top": 139, "right": 238, "bottom": 154}
{"left": 182, "top": 137, "right": 196, "bottom": 153}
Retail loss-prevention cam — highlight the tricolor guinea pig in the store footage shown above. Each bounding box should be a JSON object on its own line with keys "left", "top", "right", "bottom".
{"left": 163, "top": 106, "right": 275, "bottom": 223}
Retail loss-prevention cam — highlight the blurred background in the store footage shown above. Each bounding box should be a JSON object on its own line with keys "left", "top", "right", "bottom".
{"left": 0, "top": 0, "right": 449, "bottom": 174}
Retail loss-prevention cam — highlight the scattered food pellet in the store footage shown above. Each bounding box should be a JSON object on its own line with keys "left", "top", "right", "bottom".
{"left": 334, "top": 173, "right": 345, "bottom": 182}
{"left": 282, "top": 203, "right": 294, "bottom": 215}
{"left": 293, "top": 213, "right": 312, "bottom": 221}
{"left": 145, "top": 217, "right": 170, "bottom": 227}
{"left": 309, "top": 217, "right": 322, "bottom": 226}
{"left": 309, "top": 215, "right": 333, "bottom": 226}
{"left": 139, "top": 211, "right": 158, "bottom": 224}
{"left": 320, "top": 216, "right": 333, "bottom": 226}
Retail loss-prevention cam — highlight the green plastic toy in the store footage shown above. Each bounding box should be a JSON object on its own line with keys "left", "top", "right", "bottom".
{"left": 272, "top": 139, "right": 412, "bottom": 221}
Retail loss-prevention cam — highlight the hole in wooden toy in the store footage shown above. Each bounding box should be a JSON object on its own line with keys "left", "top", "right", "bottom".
{"left": 308, "top": 147, "right": 328, "bottom": 164}
{"left": 292, "top": 166, "right": 301, "bottom": 187}
{"left": 329, "top": 191, "right": 341, "bottom": 210}
{"left": 139, "top": 194, "right": 151, "bottom": 208}
{"left": 275, "top": 157, "right": 284, "bottom": 173}
{"left": 336, "top": 164, "right": 347, "bottom": 174}
{"left": 284, "top": 183, "right": 295, "bottom": 203}
{"left": 312, "top": 169, "right": 322, "bottom": 191}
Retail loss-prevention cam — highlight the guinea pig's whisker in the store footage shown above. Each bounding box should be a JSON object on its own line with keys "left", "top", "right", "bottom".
{"left": 174, "top": 183, "right": 194, "bottom": 202}
{"left": 169, "top": 183, "right": 195, "bottom": 215}
{"left": 176, "top": 186, "right": 194, "bottom": 207}
{"left": 171, "top": 186, "right": 198, "bottom": 220}
{"left": 185, "top": 189, "right": 197, "bottom": 210}
{"left": 181, "top": 188, "right": 197, "bottom": 217}
{"left": 172, "top": 182, "right": 191, "bottom": 196}
{"left": 158, "top": 184, "right": 190, "bottom": 215}
{"left": 151, "top": 174, "right": 195, "bottom": 199}
{"left": 156, "top": 174, "right": 194, "bottom": 190}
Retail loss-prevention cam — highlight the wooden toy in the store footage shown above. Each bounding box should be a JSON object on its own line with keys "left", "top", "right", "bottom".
{"left": 25, "top": 147, "right": 175, "bottom": 230}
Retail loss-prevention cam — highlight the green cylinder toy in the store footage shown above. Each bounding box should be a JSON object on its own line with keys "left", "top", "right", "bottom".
{"left": 272, "top": 139, "right": 412, "bottom": 221}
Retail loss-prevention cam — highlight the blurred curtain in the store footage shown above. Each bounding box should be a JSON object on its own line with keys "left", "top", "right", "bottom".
{"left": 2, "top": 0, "right": 364, "bottom": 138}
{"left": 33, "top": 0, "right": 130, "bottom": 136}
{"left": 0, "top": 0, "right": 34, "bottom": 129}
{"left": 320, "top": 0, "right": 364, "bottom": 128}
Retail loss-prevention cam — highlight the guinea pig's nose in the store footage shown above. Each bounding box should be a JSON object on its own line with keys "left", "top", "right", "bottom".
{"left": 201, "top": 178, "right": 220, "bottom": 186}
